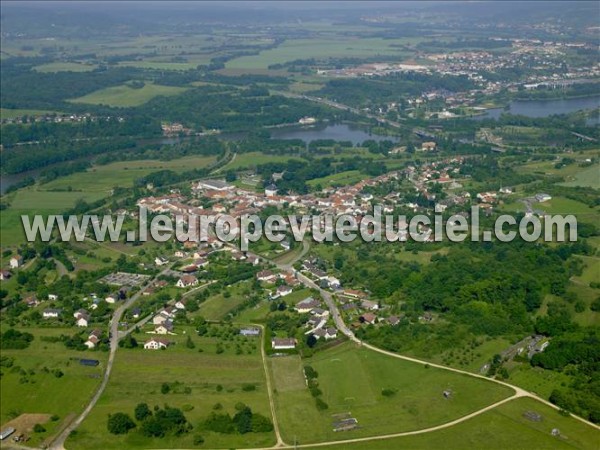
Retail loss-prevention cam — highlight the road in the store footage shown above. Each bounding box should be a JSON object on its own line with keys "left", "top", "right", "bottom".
{"left": 274, "top": 91, "right": 407, "bottom": 130}
{"left": 48, "top": 266, "right": 175, "bottom": 450}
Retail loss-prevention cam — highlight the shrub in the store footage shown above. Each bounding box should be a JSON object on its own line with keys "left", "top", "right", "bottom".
{"left": 107, "top": 412, "right": 136, "bottom": 435}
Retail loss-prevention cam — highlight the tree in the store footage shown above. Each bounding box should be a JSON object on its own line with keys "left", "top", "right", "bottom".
{"left": 161, "top": 382, "right": 171, "bottom": 394}
{"left": 33, "top": 424, "right": 46, "bottom": 433}
{"left": 107, "top": 412, "right": 136, "bottom": 435}
{"left": 306, "top": 334, "right": 317, "bottom": 348}
{"left": 186, "top": 335, "right": 196, "bottom": 349}
{"left": 135, "top": 402, "right": 152, "bottom": 422}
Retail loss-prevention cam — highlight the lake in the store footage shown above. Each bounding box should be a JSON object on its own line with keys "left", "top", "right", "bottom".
{"left": 269, "top": 123, "right": 399, "bottom": 145}
{"left": 474, "top": 95, "right": 600, "bottom": 120}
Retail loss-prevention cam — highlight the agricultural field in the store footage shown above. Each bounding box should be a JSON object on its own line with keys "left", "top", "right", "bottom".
{"left": 0, "top": 327, "right": 108, "bottom": 448}
{"left": 65, "top": 325, "right": 275, "bottom": 450}
{"left": 309, "top": 397, "right": 600, "bottom": 450}
{"left": 226, "top": 152, "right": 305, "bottom": 171}
{"left": 560, "top": 163, "right": 600, "bottom": 189}
{"left": 307, "top": 170, "right": 366, "bottom": 188}
{"left": 195, "top": 282, "right": 255, "bottom": 321}
{"left": 68, "top": 83, "right": 188, "bottom": 108}
{"left": 270, "top": 342, "right": 514, "bottom": 445}
{"left": 40, "top": 156, "right": 218, "bottom": 193}
{"left": 224, "top": 38, "right": 410, "bottom": 71}
{"left": 0, "top": 108, "right": 61, "bottom": 119}
{"left": 33, "top": 62, "right": 98, "bottom": 73}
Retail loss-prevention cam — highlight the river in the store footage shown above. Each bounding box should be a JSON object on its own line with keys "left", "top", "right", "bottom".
{"left": 269, "top": 123, "right": 399, "bottom": 145}
{"left": 473, "top": 95, "right": 600, "bottom": 120}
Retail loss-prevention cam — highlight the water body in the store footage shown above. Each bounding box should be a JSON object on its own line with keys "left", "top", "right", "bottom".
{"left": 473, "top": 95, "right": 600, "bottom": 120}
{"left": 269, "top": 123, "right": 399, "bottom": 145}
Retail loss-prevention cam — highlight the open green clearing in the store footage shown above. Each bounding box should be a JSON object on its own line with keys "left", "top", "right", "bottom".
{"left": 69, "top": 83, "right": 187, "bottom": 107}
{"left": 0, "top": 156, "right": 217, "bottom": 247}
{"left": 270, "top": 342, "right": 514, "bottom": 445}
{"left": 0, "top": 189, "right": 107, "bottom": 247}
{"left": 226, "top": 152, "right": 305, "bottom": 171}
{"left": 560, "top": 164, "right": 600, "bottom": 189}
{"left": 40, "top": 156, "right": 217, "bottom": 193}
{"left": 66, "top": 325, "right": 275, "bottom": 450}
{"left": 195, "top": 282, "right": 253, "bottom": 321}
{"left": 1, "top": 108, "right": 61, "bottom": 119}
{"left": 33, "top": 62, "right": 98, "bottom": 73}
{"left": 309, "top": 397, "right": 600, "bottom": 450}
{"left": 225, "top": 38, "right": 409, "bottom": 71}
{"left": 307, "top": 170, "right": 366, "bottom": 188}
{"left": 0, "top": 327, "right": 107, "bottom": 447}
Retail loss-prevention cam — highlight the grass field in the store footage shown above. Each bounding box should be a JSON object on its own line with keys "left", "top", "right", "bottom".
{"left": 69, "top": 83, "right": 187, "bottom": 107}
{"left": 34, "top": 62, "right": 98, "bottom": 73}
{"left": 66, "top": 325, "right": 275, "bottom": 449}
{"left": 40, "top": 156, "right": 217, "bottom": 193}
{"left": 560, "top": 164, "right": 600, "bottom": 189}
{"left": 308, "top": 397, "right": 600, "bottom": 450}
{"left": 226, "top": 152, "right": 305, "bottom": 171}
{"left": 225, "top": 38, "right": 408, "bottom": 71}
{"left": 270, "top": 342, "right": 514, "bottom": 445}
{"left": 0, "top": 188, "right": 107, "bottom": 247}
{"left": 307, "top": 170, "right": 366, "bottom": 188}
{"left": 0, "top": 327, "right": 107, "bottom": 447}
{"left": 196, "top": 283, "right": 252, "bottom": 321}
{"left": 0, "top": 156, "right": 217, "bottom": 247}
{"left": 0, "top": 108, "right": 61, "bottom": 119}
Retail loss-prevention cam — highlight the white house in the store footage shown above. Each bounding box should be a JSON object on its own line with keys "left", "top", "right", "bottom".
{"left": 155, "top": 256, "right": 169, "bottom": 266}
{"left": 153, "top": 312, "right": 170, "bottom": 325}
{"left": 48, "top": 294, "right": 59, "bottom": 301}
{"left": 155, "top": 320, "right": 174, "bottom": 335}
{"left": 176, "top": 275, "right": 198, "bottom": 288}
{"left": 275, "top": 285, "right": 293, "bottom": 297}
{"left": 43, "top": 309, "right": 61, "bottom": 319}
{"left": 105, "top": 294, "right": 118, "bottom": 304}
{"left": 144, "top": 338, "right": 170, "bottom": 350}
{"left": 256, "top": 270, "right": 276, "bottom": 283}
{"left": 271, "top": 338, "right": 296, "bottom": 350}
{"left": 9, "top": 256, "right": 23, "bottom": 269}
{"left": 75, "top": 313, "right": 89, "bottom": 328}
{"left": 295, "top": 297, "right": 321, "bottom": 314}
{"left": 175, "top": 299, "right": 187, "bottom": 310}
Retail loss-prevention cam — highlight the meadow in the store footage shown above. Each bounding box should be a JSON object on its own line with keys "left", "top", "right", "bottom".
{"left": 225, "top": 38, "right": 409, "bottom": 71}
{"left": 65, "top": 325, "right": 276, "bottom": 450}
{"left": 560, "top": 163, "right": 600, "bottom": 189}
{"left": 270, "top": 341, "right": 514, "bottom": 445}
{"left": 0, "top": 156, "right": 217, "bottom": 247}
{"left": 226, "top": 152, "right": 305, "bottom": 171}
{"left": 308, "top": 397, "right": 600, "bottom": 450}
{"left": 68, "top": 83, "right": 187, "bottom": 108}
{"left": 0, "top": 327, "right": 107, "bottom": 447}
{"left": 33, "top": 62, "right": 98, "bottom": 73}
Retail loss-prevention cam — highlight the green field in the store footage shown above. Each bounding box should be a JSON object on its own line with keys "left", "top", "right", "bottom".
{"left": 34, "top": 62, "right": 98, "bottom": 73}
{"left": 307, "top": 170, "right": 366, "bottom": 188}
{"left": 560, "top": 164, "right": 600, "bottom": 189}
{"left": 0, "top": 327, "right": 107, "bottom": 447}
{"left": 0, "top": 156, "right": 217, "bottom": 247}
{"left": 225, "top": 38, "right": 409, "bottom": 71}
{"left": 0, "top": 108, "right": 61, "bottom": 119}
{"left": 270, "top": 342, "right": 514, "bottom": 445}
{"left": 308, "top": 397, "right": 600, "bottom": 450}
{"left": 69, "top": 83, "right": 187, "bottom": 107}
{"left": 66, "top": 326, "right": 275, "bottom": 450}
{"left": 226, "top": 152, "right": 304, "bottom": 171}
{"left": 41, "top": 156, "right": 217, "bottom": 193}
{"left": 195, "top": 282, "right": 253, "bottom": 321}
